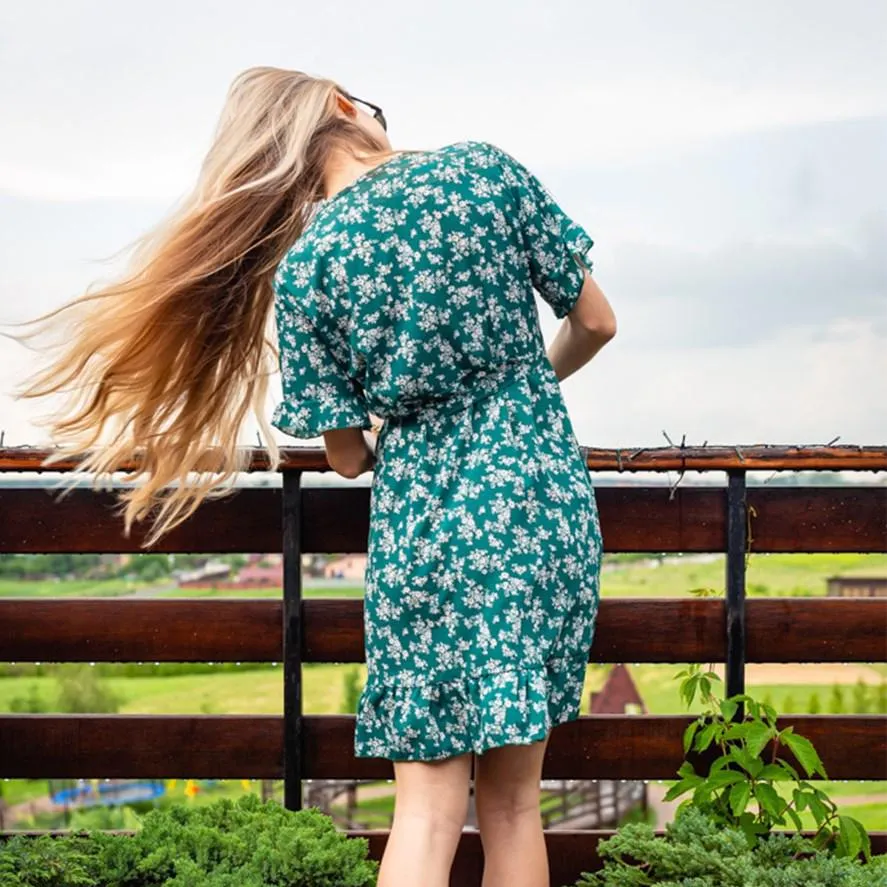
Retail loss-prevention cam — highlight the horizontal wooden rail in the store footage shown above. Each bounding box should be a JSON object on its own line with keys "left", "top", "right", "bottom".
{"left": 1, "top": 486, "right": 884, "bottom": 553}
{"left": 2, "top": 714, "right": 884, "bottom": 780}
{"left": 2, "top": 598, "right": 885, "bottom": 663}
{"left": 2, "top": 444, "right": 886, "bottom": 474}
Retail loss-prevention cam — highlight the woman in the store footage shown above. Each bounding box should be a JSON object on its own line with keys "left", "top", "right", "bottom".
{"left": 8, "top": 68, "right": 616, "bottom": 887}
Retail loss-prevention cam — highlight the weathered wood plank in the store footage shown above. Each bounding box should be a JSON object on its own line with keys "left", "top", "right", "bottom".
{"left": 3, "top": 598, "right": 884, "bottom": 663}
{"left": 2, "top": 715, "right": 884, "bottom": 780}
{"left": 0, "top": 487, "right": 884, "bottom": 553}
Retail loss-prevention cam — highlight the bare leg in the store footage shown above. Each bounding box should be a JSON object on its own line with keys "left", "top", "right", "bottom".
{"left": 377, "top": 751, "right": 472, "bottom": 887}
{"left": 475, "top": 735, "right": 551, "bottom": 887}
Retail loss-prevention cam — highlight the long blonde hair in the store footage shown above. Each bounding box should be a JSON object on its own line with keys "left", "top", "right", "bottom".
{"left": 3, "top": 67, "right": 391, "bottom": 548}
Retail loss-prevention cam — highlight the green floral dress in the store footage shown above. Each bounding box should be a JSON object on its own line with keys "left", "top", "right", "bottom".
{"left": 271, "top": 140, "right": 602, "bottom": 761}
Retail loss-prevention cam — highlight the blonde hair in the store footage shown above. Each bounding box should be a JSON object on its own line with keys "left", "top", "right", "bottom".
{"left": 3, "top": 67, "right": 392, "bottom": 548}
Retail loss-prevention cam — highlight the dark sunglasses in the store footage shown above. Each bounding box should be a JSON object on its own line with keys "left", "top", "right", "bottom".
{"left": 342, "top": 91, "right": 387, "bottom": 132}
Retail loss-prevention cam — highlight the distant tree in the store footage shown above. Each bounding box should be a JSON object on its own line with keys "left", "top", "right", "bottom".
{"left": 783, "top": 694, "right": 796, "bottom": 714}
{"left": 807, "top": 692, "right": 821, "bottom": 714}
{"left": 54, "top": 664, "right": 123, "bottom": 713}
{"left": 827, "top": 684, "right": 845, "bottom": 714}
{"left": 851, "top": 677, "right": 870, "bottom": 714}
{"left": 8, "top": 684, "right": 47, "bottom": 713}
{"left": 877, "top": 681, "right": 887, "bottom": 714}
{"left": 340, "top": 666, "right": 364, "bottom": 714}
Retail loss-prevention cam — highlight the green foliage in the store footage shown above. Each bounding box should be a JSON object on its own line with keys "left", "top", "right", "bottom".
{"left": 340, "top": 667, "right": 364, "bottom": 715}
{"left": 8, "top": 683, "right": 47, "bottom": 713}
{"left": 570, "top": 804, "right": 887, "bottom": 886}
{"left": 54, "top": 665, "right": 123, "bottom": 714}
{"left": 0, "top": 554, "right": 102, "bottom": 580}
{"left": 7, "top": 666, "right": 122, "bottom": 714}
{"left": 0, "top": 795, "right": 378, "bottom": 886}
{"left": 0, "top": 663, "right": 280, "bottom": 680}
{"left": 664, "top": 663, "right": 874, "bottom": 862}
{"left": 827, "top": 684, "right": 845, "bottom": 714}
{"left": 67, "top": 804, "right": 143, "bottom": 832}
{"left": 851, "top": 678, "right": 870, "bottom": 714}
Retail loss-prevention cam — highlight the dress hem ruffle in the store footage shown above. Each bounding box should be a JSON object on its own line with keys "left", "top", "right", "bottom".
{"left": 352, "top": 651, "right": 591, "bottom": 762}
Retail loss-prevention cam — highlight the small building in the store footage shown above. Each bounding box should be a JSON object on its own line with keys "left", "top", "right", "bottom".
{"left": 826, "top": 573, "right": 887, "bottom": 598}
{"left": 589, "top": 663, "right": 648, "bottom": 715}
{"left": 176, "top": 561, "right": 232, "bottom": 588}
{"left": 236, "top": 563, "right": 283, "bottom": 587}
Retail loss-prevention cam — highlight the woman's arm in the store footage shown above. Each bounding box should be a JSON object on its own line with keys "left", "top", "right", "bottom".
{"left": 323, "top": 422, "right": 381, "bottom": 478}
{"left": 546, "top": 268, "right": 617, "bottom": 382}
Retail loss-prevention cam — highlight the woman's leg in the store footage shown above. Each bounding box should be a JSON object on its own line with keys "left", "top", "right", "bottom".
{"left": 377, "top": 750, "right": 473, "bottom": 887}
{"left": 474, "top": 734, "right": 551, "bottom": 887}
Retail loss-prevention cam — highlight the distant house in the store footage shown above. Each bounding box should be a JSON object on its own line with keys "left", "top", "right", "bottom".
{"left": 323, "top": 554, "right": 367, "bottom": 580}
{"left": 589, "top": 664, "right": 648, "bottom": 715}
{"left": 826, "top": 571, "right": 887, "bottom": 598}
{"left": 236, "top": 563, "right": 282, "bottom": 587}
{"left": 176, "top": 561, "right": 232, "bottom": 588}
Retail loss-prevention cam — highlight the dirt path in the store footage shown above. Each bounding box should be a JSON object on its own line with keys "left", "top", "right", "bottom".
{"left": 709, "top": 662, "right": 884, "bottom": 686}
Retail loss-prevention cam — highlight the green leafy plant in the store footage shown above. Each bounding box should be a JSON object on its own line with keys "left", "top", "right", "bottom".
{"left": 667, "top": 660, "right": 873, "bottom": 863}
{"left": 0, "top": 794, "right": 378, "bottom": 886}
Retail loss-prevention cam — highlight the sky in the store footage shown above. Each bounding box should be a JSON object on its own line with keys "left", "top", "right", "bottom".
{"left": 0, "top": 0, "right": 885, "bottom": 455}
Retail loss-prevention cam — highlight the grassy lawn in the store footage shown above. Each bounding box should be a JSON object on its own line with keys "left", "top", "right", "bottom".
{"left": 601, "top": 553, "right": 887, "bottom": 598}
{"left": 783, "top": 802, "right": 887, "bottom": 832}
{"left": 0, "top": 779, "right": 51, "bottom": 807}
{"left": 0, "top": 578, "right": 156, "bottom": 598}
{"left": 0, "top": 663, "right": 361, "bottom": 715}
{"left": 150, "top": 585, "right": 365, "bottom": 599}
{"left": 3, "top": 552, "right": 887, "bottom": 601}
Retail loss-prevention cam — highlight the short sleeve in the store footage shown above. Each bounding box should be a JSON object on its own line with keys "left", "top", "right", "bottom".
{"left": 271, "top": 287, "right": 371, "bottom": 440}
{"left": 487, "top": 142, "right": 594, "bottom": 319}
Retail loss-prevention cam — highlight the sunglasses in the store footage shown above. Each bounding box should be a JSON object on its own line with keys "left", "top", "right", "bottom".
{"left": 342, "top": 91, "right": 387, "bottom": 132}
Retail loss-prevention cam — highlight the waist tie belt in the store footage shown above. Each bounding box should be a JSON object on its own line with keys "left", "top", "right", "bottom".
{"left": 382, "top": 357, "right": 535, "bottom": 428}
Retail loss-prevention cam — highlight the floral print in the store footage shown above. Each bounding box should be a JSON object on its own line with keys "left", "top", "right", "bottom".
{"left": 271, "top": 140, "right": 602, "bottom": 761}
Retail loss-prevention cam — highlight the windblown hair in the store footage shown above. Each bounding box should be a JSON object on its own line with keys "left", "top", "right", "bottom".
{"left": 3, "top": 67, "right": 391, "bottom": 548}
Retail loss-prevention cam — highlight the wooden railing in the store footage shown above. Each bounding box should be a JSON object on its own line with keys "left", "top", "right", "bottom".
{"left": 1, "top": 445, "right": 886, "bottom": 884}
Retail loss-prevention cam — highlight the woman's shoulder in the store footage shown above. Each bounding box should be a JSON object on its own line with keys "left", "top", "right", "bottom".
{"left": 435, "top": 139, "right": 512, "bottom": 164}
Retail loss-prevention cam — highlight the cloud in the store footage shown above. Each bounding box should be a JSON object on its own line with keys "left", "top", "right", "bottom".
{"left": 559, "top": 318, "right": 887, "bottom": 447}
{"left": 608, "top": 223, "right": 887, "bottom": 349}
{"left": 0, "top": 0, "right": 885, "bottom": 449}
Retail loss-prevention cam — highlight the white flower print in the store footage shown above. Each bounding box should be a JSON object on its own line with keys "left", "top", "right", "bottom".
{"left": 271, "top": 140, "right": 602, "bottom": 761}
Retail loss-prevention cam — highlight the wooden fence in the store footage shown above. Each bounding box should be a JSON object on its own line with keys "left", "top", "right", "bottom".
{"left": 1, "top": 444, "right": 886, "bottom": 884}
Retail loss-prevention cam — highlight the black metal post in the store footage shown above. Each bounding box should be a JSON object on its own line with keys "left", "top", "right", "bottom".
{"left": 725, "top": 469, "right": 747, "bottom": 718}
{"left": 282, "top": 470, "right": 303, "bottom": 811}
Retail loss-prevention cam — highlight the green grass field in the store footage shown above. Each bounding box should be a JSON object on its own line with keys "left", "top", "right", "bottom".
{"left": 602, "top": 553, "right": 887, "bottom": 598}
{"left": 0, "top": 578, "right": 152, "bottom": 598}
{"left": 4, "top": 552, "right": 887, "bottom": 600}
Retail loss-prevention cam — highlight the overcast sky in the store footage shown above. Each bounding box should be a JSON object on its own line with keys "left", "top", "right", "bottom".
{"left": 1, "top": 0, "right": 885, "bottom": 453}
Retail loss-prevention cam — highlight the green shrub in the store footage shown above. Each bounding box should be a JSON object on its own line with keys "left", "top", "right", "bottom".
{"left": 827, "top": 684, "right": 844, "bottom": 714}
{"left": 566, "top": 591, "right": 887, "bottom": 885}
{"left": 0, "top": 794, "right": 378, "bottom": 886}
{"left": 340, "top": 667, "right": 364, "bottom": 715}
{"left": 570, "top": 804, "right": 887, "bottom": 886}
